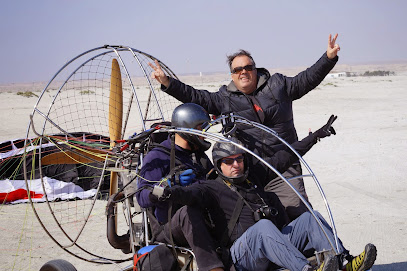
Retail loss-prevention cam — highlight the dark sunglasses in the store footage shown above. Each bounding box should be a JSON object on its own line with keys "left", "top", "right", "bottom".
{"left": 221, "top": 155, "right": 244, "bottom": 165}
{"left": 231, "top": 65, "right": 255, "bottom": 74}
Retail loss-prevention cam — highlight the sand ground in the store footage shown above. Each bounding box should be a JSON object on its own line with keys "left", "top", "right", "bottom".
{"left": 0, "top": 64, "right": 406, "bottom": 270}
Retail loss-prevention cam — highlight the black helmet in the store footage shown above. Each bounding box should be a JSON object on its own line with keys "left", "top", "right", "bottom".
{"left": 212, "top": 137, "right": 249, "bottom": 184}
{"left": 171, "top": 103, "right": 211, "bottom": 151}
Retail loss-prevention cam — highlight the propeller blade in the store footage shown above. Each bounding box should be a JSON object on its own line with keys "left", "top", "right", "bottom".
{"left": 108, "top": 58, "right": 123, "bottom": 197}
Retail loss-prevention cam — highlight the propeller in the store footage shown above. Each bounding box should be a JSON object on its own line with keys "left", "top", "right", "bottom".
{"left": 108, "top": 58, "right": 123, "bottom": 197}
{"left": 108, "top": 58, "right": 123, "bottom": 234}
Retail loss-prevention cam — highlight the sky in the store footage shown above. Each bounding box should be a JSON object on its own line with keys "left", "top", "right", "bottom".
{"left": 0, "top": 0, "right": 406, "bottom": 84}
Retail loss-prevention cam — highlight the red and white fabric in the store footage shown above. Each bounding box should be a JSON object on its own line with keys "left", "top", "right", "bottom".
{"left": 0, "top": 177, "right": 97, "bottom": 204}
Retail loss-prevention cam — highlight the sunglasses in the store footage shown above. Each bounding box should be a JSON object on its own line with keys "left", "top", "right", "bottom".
{"left": 221, "top": 155, "right": 244, "bottom": 165}
{"left": 231, "top": 65, "right": 255, "bottom": 74}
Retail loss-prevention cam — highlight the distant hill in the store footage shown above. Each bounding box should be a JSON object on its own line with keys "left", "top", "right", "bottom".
{"left": 0, "top": 81, "right": 47, "bottom": 93}
{"left": 266, "top": 62, "right": 407, "bottom": 77}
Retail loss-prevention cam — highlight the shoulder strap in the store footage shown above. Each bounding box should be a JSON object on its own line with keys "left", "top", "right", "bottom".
{"left": 146, "top": 207, "right": 162, "bottom": 243}
{"left": 149, "top": 143, "right": 183, "bottom": 167}
{"left": 220, "top": 196, "right": 244, "bottom": 248}
{"left": 169, "top": 134, "right": 176, "bottom": 178}
{"left": 220, "top": 181, "right": 261, "bottom": 247}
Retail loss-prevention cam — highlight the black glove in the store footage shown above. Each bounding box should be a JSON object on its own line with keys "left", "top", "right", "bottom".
{"left": 159, "top": 186, "right": 172, "bottom": 201}
{"left": 148, "top": 186, "right": 173, "bottom": 204}
{"left": 148, "top": 192, "right": 159, "bottom": 204}
{"left": 314, "top": 115, "right": 337, "bottom": 140}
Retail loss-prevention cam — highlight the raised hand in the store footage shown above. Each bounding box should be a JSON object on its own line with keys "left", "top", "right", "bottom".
{"left": 148, "top": 60, "right": 170, "bottom": 87}
{"left": 327, "top": 33, "right": 340, "bottom": 59}
{"left": 314, "top": 115, "right": 337, "bottom": 140}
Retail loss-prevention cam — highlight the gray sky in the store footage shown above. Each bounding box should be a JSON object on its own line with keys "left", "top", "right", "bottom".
{"left": 1, "top": 0, "right": 406, "bottom": 84}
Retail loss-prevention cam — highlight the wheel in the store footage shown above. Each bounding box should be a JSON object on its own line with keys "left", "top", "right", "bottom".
{"left": 39, "top": 259, "right": 77, "bottom": 271}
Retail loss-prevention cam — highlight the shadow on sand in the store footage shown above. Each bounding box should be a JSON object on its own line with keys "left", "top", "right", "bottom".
{"left": 374, "top": 262, "right": 407, "bottom": 271}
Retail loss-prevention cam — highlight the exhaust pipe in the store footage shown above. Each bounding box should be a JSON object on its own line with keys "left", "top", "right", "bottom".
{"left": 106, "top": 192, "right": 131, "bottom": 254}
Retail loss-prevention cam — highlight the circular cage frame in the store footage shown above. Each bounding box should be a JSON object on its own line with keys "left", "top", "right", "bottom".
{"left": 22, "top": 45, "right": 182, "bottom": 264}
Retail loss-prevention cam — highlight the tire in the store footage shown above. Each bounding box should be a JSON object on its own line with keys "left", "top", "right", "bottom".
{"left": 39, "top": 259, "right": 77, "bottom": 271}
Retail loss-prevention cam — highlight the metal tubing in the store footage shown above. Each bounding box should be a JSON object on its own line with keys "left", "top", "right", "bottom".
{"left": 156, "top": 118, "right": 340, "bottom": 254}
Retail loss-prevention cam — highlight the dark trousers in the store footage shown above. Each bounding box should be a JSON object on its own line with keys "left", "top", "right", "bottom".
{"left": 264, "top": 163, "right": 311, "bottom": 221}
{"left": 155, "top": 205, "right": 224, "bottom": 271}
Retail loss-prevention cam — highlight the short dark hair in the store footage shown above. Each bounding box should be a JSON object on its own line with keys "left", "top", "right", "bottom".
{"left": 226, "top": 49, "right": 256, "bottom": 72}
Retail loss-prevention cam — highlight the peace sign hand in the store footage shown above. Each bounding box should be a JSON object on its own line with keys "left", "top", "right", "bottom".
{"left": 148, "top": 60, "right": 170, "bottom": 87}
{"left": 314, "top": 114, "right": 338, "bottom": 141}
{"left": 327, "top": 33, "right": 340, "bottom": 59}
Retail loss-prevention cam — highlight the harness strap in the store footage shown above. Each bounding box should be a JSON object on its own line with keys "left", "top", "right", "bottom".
{"left": 221, "top": 196, "right": 244, "bottom": 248}
{"left": 180, "top": 254, "right": 193, "bottom": 271}
{"left": 219, "top": 195, "right": 244, "bottom": 268}
{"left": 146, "top": 207, "right": 163, "bottom": 243}
{"left": 169, "top": 133, "right": 176, "bottom": 179}
{"left": 147, "top": 143, "right": 183, "bottom": 166}
{"left": 167, "top": 133, "right": 178, "bottom": 258}
{"left": 133, "top": 252, "right": 149, "bottom": 271}
{"left": 220, "top": 179, "right": 269, "bottom": 246}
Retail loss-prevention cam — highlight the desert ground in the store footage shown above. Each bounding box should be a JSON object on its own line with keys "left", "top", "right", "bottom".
{"left": 0, "top": 62, "right": 406, "bottom": 270}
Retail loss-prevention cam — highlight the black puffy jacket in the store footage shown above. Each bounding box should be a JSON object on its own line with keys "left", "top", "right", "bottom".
{"left": 163, "top": 53, "right": 337, "bottom": 159}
